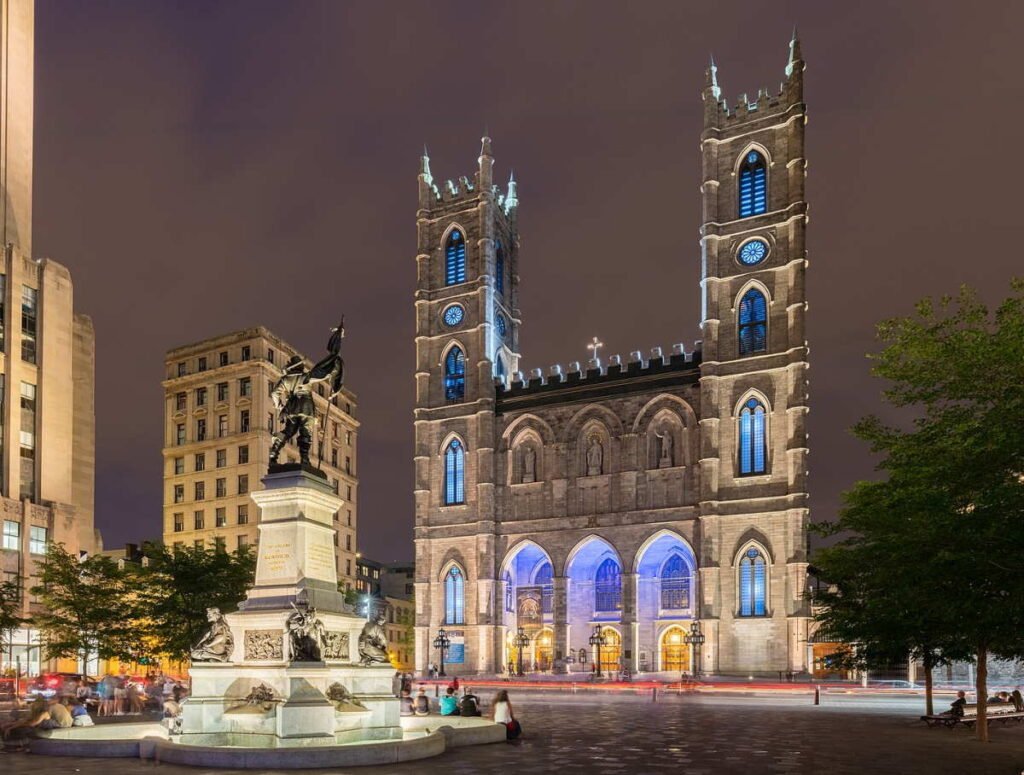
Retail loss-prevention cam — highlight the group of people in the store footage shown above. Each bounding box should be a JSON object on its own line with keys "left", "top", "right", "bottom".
{"left": 1, "top": 695, "right": 92, "bottom": 747}
{"left": 394, "top": 672, "right": 522, "bottom": 740}
{"left": 948, "top": 688, "right": 1024, "bottom": 716}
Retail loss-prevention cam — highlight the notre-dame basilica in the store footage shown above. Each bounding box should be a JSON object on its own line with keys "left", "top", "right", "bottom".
{"left": 413, "top": 35, "right": 811, "bottom": 676}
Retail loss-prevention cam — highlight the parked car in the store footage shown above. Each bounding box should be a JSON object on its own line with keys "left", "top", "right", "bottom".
{"left": 870, "top": 680, "right": 919, "bottom": 689}
{"left": 25, "top": 672, "right": 96, "bottom": 700}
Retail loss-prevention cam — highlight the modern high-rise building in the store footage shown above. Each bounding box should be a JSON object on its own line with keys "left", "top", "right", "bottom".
{"left": 0, "top": 0, "right": 98, "bottom": 677}
{"left": 161, "top": 326, "right": 358, "bottom": 590}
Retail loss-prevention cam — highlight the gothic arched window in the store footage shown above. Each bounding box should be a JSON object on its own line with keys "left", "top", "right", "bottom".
{"left": 738, "top": 547, "right": 767, "bottom": 616}
{"left": 660, "top": 554, "right": 690, "bottom": 610}
{"left": 444, "top": 566, "right": 465, "bottom": 624}
{"left": 445, "top": 230, "right": 467, "bottom": 286}
{"left": 535, "top": 562, "right": 553, "bottom": 614}
{"left": 444, "top": 346, "right": 465, "bottom": 403}
{"left": 444, "top": 439, "right": 465, "bottom": 505}
{"left": 738, "top": 397, "right": 767, "bottom": 475}
{"left": 594, "top": 557, "right": 622, "bottom": 612}
{"left": 738, "top": 288, "right": 767, "bottom": 356}
{"left": 494, "top": 350, "right": 505, "bottom": 379}
{"left": 738, "top": 150, "right": 767, "bottom": 217}
{"left": 495, "top": 242, "right": 505, "bottom": 295}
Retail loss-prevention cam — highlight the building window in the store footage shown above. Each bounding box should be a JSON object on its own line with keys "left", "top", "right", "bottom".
{"left": 215, "top": 507, "right": 226, "bottom": 527}
{"left": 173, "top": 513, "right": 184, "bottom": 532}
{"left": 444, "top": 346, "right": 465, "bottom": 403}
{"left": 267, "top": 348, "right": 275, "bottom": 364}
{"left": 2, "top": 520, "right": 20, "bottom": 551}
{"left": 345, "top": 534, "right": 352, "bottom": 551}
{"left": 195, "top": 481, "right": 205, "bottom": 501}
{"left": 331, "top": 449, "right": 338, "bottom": 467}
{"left": 217, "top": 382, "right": 228, "bottom": 402}
{"left": 196, "top": 387, "right": 207, "bottom": 407}
{"left": 195, "top": 452, "right": 205, "bottom": 471}
{"left": 237, "top": 504, "right": 249, "bottom": 524}
{"left": 660, "top": 554, "right": 690, "bottom": 609}
{"left": 346, "top": 431, "right": 352, "bottom": 445}
{"left": 174, "top": 457, "right": 184, "bottom": 475}
{"left": 217, "top": 415, "right": 228, "bottom": 438}
{"left": 196, "top": 418, "right": 207, "bottom": 441}
{"left": 345, "top": 456, "right": 351, "bottom": 475}
{"left": 19, "top": 383, "right": 36, "bottom": 501}
{"left": 346, "top": 559, "right": 352, "bottom": 576}
{"left": 445, "top": 229, "right": 466, "bottom": 286}
{"left": 443, "top": 439, "right": 465, "bottom": 505}
{"left": 444, "top": 566, "right": 465, "bottom": 624}
{"left": 194, "top": 510, "right": 205, "bottom": 530}
{"left": 347, "top": 485, "right": 352, "bottom": 501}
{"left": 216, "top": 449, "right": 226, "bottom": 468}
{"left": 175, "top": 392, "right": 187, "bottom": 411}
{"left": 20, "top": 286, "right": 36, "bottom": 364}
{"left": 29, "top": 526, "right": 47, "bottom": 555}
{"left": 739, "top": 547, "right": 767, "bottom": 616}
{"left": 194, "top": 539, "right": 204, "bottom": 550}
{"left": 219, "top": 351, "right": 228, "bottom": 367}
{"left": 198, "top": 356, "right": 207, "bottom": 372}
{"left": 176, "top": 423, "right": 185, "bottom": 445}
{"left": 215, "top": 478, "right": 226, "bottom": 498}
{"left": 177, "top": 361, "right": 186, "bottom": 377}
{"left": 237, "top": 534, "right": 248, "bottom": 550}
{"left": 495, "top": 241, "right": 505, "bottom": 295}
{"left": 240, "top": 410, "right": 250, "bottom": 433}
{"left": 241, "top": 345, "right": 251, "bottom": 361}
{"left": 347, "top": 510, "right": 352, "bottom": 526}
{"left": 535, "top": 562, "right": 553, "bottom": 614}
{"left": 739, "top": 397, "right": 767, "bottom": 475}
{"left": 239, "top": 377, "right": 251, "bottom": 397}
{"left": 238, "top": 474, "right": 249, "bottom": 493}
{"left": 173, "top": 484, "right": 184, "bottom": 503}
{"left": 238, "top": 445, "right": 249, "bottom": 464}
{"left": 594, "top": 558, "right": 621, "bottom": 612}
{"left": 738, "top": 150, "right": 767, "bottom": 217}
{"left": 738, "top": 288, "right": 767, "bottom": 356}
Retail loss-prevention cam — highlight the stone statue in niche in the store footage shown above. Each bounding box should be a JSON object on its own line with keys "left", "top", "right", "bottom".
{"left": 358, "top": 610, "right": 390, "bottom": 665}
{"left": 190, "top": 607, "right": 234, "bottom": 662}
{"left": 287, "top": 601, "right": 327, "bottom": 662}
{"left": 586, "top": 435, "right": 604, "bottom": 476}
{"left": 522, "top": 446, "right": 536, "bottom": 483}
{"left": 657, "top": 428, "right": 674, "bottom": 468}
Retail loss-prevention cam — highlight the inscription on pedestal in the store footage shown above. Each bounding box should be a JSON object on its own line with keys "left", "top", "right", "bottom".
{"left": 244, "top": 629, "right": 284, "bottom": 660}
{"left": 323, "top": 631, "right": 350, "bottom": 660}
{"left": 259, "top": 538, "right": 295, "bottom": 580}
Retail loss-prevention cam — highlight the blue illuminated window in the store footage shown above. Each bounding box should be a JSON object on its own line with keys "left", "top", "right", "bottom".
{"left": 443, "top": 304, "right": 464, "bottom": 327}
{"left": 445, "top": 566, "right": 465, "bottom": 624}
{"left": 494, "top": 350, "right": 505, "bottom": 379}
{"left": 444, "top": 439, "right": 465, "bottom": 505}
{"left": 535, "top": 562, "right": 553, "bottom": 614}
{"left": 739, "top": 547, "right": 767, "bottom": 616}
{"left": 660, "top": 554, "right": 690, "bottom": 609}
{"left": 445, "top": 230, "right": 466, "bottom": 286}
{"left": 738, "top": 238, "right": 768, "bottom": 266}
{"left": 738, "top": 288, "right": 767, "bottom": 355}
{"left": 739, "top": 397, "right": 767, "bottom": 475}
{"left": 495, "top": 242, "right": 505, "bottom": 295}
{"left": 595, "top": 558, "right": 622, "bottom": 612}
{"left": 504, "top": 571, "right": 513, "bottom": 612}
{"left": 738, "top": 151, "right": 767, "bottom": 217}
{"left": 496, "top": 314, "right": 507, "bottom": 338}
{"left": 444, "top": 346, "right": 465, "bottom": 403}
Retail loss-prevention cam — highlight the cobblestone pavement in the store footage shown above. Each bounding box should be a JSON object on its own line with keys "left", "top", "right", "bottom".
{"left": 5, "top": 693, "right": 1024, "bottom": 774}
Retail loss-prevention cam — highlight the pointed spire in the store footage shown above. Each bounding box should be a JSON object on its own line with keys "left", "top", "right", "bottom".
{"left": 786, "top": 26, "right": 803, "bottom": 77}
{"left": 705, "top": 54, "right": 721, "bottom": 100}
{"left": 505, "top": 169, "right": 518, "bottom": 210}
{"left": 480, "top": 133, "right": 492, "bottom": 159}
{"left": 419, "top": 145, "right": 432, "bottom": 182}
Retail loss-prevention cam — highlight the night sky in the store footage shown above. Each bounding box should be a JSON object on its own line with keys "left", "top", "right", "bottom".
{"left": 30, "top": 1, "right": 1024, "bottom": 561}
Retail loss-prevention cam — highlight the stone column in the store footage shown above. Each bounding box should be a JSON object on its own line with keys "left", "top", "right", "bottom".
{"left": 621, "top": 573, "right": 638, "bottom": 673}
{"left": 553, "top": 575, "right": 568, "bottom": 673}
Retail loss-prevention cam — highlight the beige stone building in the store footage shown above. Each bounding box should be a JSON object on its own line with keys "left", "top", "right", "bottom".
{"left": 0, "top": 0, "right": 98, "bottom": 677}
{"left": 162, "top": 326, "right": 358, "bottom": 589}
{"left": 384, "top": 596, "right": 414, "bottom": 671}
{"left": 414, "top": 37, "right": 811, "bottom": 676}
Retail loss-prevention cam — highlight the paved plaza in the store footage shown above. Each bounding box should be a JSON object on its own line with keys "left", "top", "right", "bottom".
{"left": 6, "top": 692, "right": 1024, "bottom": 774}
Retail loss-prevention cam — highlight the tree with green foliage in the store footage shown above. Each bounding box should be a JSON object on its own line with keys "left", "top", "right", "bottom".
{"left": 31, "top": 544, "right": 146, "bottom": 664}
{"left": 812, "top": 281, "right": 1024, "bottom": 741}
{"left": 138, "top": 542, "right": 255, "bottom": 661}
{"left": 0, "top": 578, "right": 25, "bottom": 654}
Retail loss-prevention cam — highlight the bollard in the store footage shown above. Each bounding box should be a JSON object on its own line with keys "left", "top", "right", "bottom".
{"left": 435, "top": 685, "right": 439, "bottom": 698}
{"left": 652, "top": 686, "right": 658, "bottom": 702}
{"left": 814, "top": 686, "right": 820, "bottom": 706}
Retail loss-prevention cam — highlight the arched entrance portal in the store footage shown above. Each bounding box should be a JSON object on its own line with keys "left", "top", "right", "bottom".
{"left": 597, "top": 627, "right": 621, "bottom": 675}
{"left": 535, "top": 628, "right": 554, "bottom": 671}
{"left": 660, "top": 626, "right": 691, "bottom": 672}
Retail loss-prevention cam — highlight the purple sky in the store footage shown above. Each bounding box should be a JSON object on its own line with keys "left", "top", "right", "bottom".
{"left": 31, "top": 1, "right": 1024, "bottom": 561}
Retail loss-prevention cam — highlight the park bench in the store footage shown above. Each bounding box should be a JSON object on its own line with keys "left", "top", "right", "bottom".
{"left": 921, "top": 703, "right": 1024, "bottom": 728}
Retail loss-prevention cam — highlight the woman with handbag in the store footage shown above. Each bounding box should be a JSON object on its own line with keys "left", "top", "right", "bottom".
{"left": 491, "top": 690, "right": 521, "bottom": 740}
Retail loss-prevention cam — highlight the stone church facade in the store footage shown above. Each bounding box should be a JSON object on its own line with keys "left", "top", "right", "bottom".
{"left": 414, "top": 37, "right": 811, "bottom": 676}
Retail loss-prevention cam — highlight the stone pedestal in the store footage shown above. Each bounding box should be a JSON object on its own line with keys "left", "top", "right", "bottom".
{"left": 182, "top": 468, "right": 399, "bottom": 745}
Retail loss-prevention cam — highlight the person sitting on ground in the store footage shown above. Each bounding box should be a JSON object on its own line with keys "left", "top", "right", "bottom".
{"left": 459, "top": 688, "right": 481, "bottom": 717}
{"left": 492, "top": 689, "right": 521, "bottom": 740}
{"left": 1011, "top": 689, "right": 1024, "bottom": 712}
{"left": 36, "top": 697, "right": 73, "bottom": 730}
{"left": 439, "top": 687, "right": 460, "bottom": 716}
{"left": 69, "top": 699, "right": 93, "bottom": 727}
{"left": 414, "top": 686, "right": 430, "bottom": 716}
{"left": 399, "top": 689, "right": 415, "bottom": 717}
{"left": 948, "top": 690, "right": 967, "bottom": 717}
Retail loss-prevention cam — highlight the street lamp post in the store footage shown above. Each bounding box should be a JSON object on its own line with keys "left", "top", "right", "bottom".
{"left": 588, "top": 625, "right": 607, "bottom": 679}
{"left": 683, "top": 620, "right": 706, "bottom": 679}
{"left": 515, "top": 626, "right": 529, "bottom": 677}
{"left": 433, "top": 628, "right": 450, "bottom": 678}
